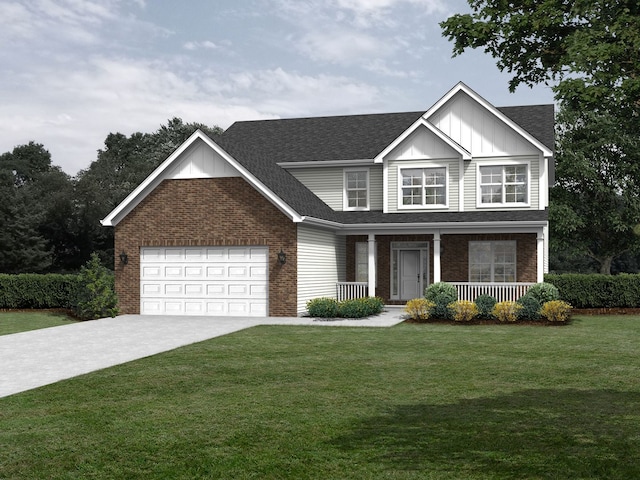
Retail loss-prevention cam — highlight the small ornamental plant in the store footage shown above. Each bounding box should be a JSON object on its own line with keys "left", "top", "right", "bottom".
{"left": 540, "top": 300, "right": 573, "bottom": 323}
{"left": 492, "top": 301, "right": 523, "bottom": 323}
{"left": 448, "top": 300, "right": 479, "bottom": 322}
{"left": 404, "top": 298, "right": 435, "bottom": 321}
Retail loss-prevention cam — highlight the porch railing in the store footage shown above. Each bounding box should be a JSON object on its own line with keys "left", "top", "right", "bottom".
{"left": 451, "top": 282, "right": 535, "bottom": 302}
{"left": 336, "top": 282, "right": 368, "bottom": 302}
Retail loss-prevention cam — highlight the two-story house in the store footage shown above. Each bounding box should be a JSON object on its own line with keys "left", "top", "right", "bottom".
{"left": 101, "top": 82, "right": 554, "bottom": 317}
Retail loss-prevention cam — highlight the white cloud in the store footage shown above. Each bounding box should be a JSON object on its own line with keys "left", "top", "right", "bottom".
{"left": 183, "top": 40, "right": 219, "bottom": 51}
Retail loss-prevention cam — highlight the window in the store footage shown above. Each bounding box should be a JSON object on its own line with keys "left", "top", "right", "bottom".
{"left": 479, "top": 164, "right": 527, "bottom": 205}
{"left": 344, "top": 170, "right": 369, "bottom": 210}
{"left": 400, "top": 167, "right": 447, "bottom": 207}
{"left": 355, "top": 242, "right": 368, "bottom": 282}
{"left": 469, "top": 241, "right": 516, "bottom": 283}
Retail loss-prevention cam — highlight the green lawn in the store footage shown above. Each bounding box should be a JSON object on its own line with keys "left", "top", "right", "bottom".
{"left": 0, "top": 311, "right": 77, "bottom": 336}
{"left": 1, "top": 316, "right": 639, "bottom": 479}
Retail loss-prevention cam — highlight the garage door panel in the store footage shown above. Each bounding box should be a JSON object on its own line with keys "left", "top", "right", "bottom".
{"left": 140, "top": 246, "right": 268, "bottom": 316}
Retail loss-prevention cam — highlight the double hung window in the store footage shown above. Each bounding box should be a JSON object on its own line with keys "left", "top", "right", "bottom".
{"left": 479, "top": 164, "right": 528, "bottom": 205}
{"left": 400, "top": 167, "right": 447, "bottom": 207}
{"left": 344, "top": 170, "right": 369, "bottom": 210}
{"left": 469, "top": 241, "right": 516, "bottom": 283}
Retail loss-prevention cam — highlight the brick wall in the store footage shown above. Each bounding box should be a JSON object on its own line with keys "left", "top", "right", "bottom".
{"left": 114, "top": 177, "right": 297, "bottom": 316}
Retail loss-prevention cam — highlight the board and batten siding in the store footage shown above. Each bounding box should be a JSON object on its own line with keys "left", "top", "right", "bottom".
{"left": 289, "top": 165, "right": 383, "bottom": 211}
{"left": 297, "top": 224, "right": 346, "bottom": 314}
{"left": 463, "top": 155, "right": 540, "bottom": 211}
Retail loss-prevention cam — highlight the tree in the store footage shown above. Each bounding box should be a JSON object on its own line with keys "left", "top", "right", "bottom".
{"left": 550, "top": 105, "right": 640, "bottom": 274}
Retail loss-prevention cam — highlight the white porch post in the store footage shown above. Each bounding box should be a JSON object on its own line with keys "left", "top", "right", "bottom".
{"left": 433, "top": 230, "right": 441, "bottom": 283}
{"left": 537, "top": 227, "right": 545, "bottom": 283}
{"left": 368, "top": 233, "right": 376, "bottom": 297}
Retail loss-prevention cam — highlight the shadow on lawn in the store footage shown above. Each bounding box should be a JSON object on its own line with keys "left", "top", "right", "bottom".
{"left": 334, "top": 389, "right": 640, "bottom": 478}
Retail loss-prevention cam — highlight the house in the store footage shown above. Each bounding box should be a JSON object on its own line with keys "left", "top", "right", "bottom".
{"left": 101, "top": 82, "right": 554, "bottom": 317}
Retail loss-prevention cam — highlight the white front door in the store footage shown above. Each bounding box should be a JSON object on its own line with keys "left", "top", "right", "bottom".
{"left": 400, "top": 250, "right": 421, "bottom": 300}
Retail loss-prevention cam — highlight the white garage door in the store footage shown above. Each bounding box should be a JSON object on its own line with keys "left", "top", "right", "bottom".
{"left": 140, "top": 246, "right": 268, "bottom": 316}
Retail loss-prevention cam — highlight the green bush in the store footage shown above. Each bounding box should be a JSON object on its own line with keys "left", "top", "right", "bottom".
{"left": 73, "top": 253, "right": 119, "bottom": 320}
{"left": 526, "top": 282, "right": 560, "bottom": 304}
{"left": 307, "top": 296, "right": 385, "bottom": 319}
{"left": 517, "top": 294, "right": 542, "bottom": 321}
{"left": 307, "top": 297, "right": 339, "bottom": 317}
{"left": 545, "top": 273, "right": 640, "bottom": 308}
{"left": 425, "top": 282, "right": 457, "bottom": 319}
{"left": 0, "top": 273, "right": 80, "bottom": 309}
{"left": 474, "top": 294, "right": 497, "bottom": 320}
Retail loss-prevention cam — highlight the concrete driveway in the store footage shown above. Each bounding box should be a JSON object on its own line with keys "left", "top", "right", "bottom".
{"left": 0, "top": 308, "right": 404, "bottom": 398}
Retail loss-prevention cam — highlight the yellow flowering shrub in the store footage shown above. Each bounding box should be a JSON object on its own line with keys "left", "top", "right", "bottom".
{"left": 448, "top": 300, "right": 479, "bottom": 322}
{"left": 404, "top": 298, "right": 435, "bottom": 321}
{"left": 540, "top": 300, "right": 573, "bottom": 322}
{"left": 492, "top": 301, "right": 523, "bottom": 322}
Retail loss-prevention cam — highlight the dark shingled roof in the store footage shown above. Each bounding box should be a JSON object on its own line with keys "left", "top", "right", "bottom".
{"left": 211, "top": 102, "right": 553, "bottom": 224}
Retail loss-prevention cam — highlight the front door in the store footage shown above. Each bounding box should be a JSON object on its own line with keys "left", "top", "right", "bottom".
{"left": 400, "top": 250, "right": 421, "bottom": 300}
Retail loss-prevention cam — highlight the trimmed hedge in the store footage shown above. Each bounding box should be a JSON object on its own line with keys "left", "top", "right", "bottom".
{"left": 307, "top": 296, "right": 385, "bottom": 318}
{"left": 0, "top": 274, "right": 81, "bottom": 309}
{"left": 545, "top": 273, "right": 640, "bottom": 308}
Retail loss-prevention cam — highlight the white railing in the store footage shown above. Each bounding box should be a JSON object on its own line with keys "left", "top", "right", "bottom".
{"left": 336, "top": 282, "right": 368, "bottom": 301}
{"left": 451, "top": 282, "right": 535, "bottom": 302}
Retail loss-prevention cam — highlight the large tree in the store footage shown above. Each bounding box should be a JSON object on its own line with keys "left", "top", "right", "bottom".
{"left": 441, "top": 0, "right": 640, "bottom": 273}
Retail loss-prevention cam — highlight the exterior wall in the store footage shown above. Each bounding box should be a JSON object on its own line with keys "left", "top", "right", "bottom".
{"left": 288, "top": 165, "right": 383, "bottom": 211}
{"left": 441, "top": 233, "right": 538, "bottom": 283}
{"left": 297, "top": 224, "right": 346, "bottom": 314}
{"left": 114, "top": 177, "right": 298, "bottom": 316}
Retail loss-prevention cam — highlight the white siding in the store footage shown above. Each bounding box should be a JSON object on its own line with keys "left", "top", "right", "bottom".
{"left": 297, "top": 224, "right": 346, "bottom": 314}
{"left": 428, "top": 92, "right": 538, "bottom": 157}
{"left": 167, "top": 139, "right": 240, "bottom": 179}
{"left": 386, "top": 125, "right": 462, "bottom": 160}
{"left": 289, "top": 165, "right": 383, "bottom": 211}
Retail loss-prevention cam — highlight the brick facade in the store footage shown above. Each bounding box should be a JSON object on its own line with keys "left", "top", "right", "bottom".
{"left": 114, "top": 177, "right": 297, "bottom": 316}
{"left": 346, "top": 233, "right": 538, "bottom": 303}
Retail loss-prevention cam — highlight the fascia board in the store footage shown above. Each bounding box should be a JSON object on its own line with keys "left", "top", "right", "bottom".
{"left": 101, "top": 130, "right": 303, "bottom": 226}
{"left": 425, "top": 82, "right": 553, "bottom": 158}
{"left": 373, "top": 117, "right": 471, "bottom": 163}
{"left": 336, "top": 220, "right": 548, "bottom": 236}
{"left": 278, "top": 159, "right": 374, "bottom": 168}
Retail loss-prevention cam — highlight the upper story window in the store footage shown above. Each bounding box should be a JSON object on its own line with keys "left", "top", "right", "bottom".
{"left": 479, "top": 164, "right": 528, "bottom": 206}
{"left": 400, "top": 167, "right": 447, "bottom": 208}
{"left": 344, "top": 169, "right": 369, "bottom": 210}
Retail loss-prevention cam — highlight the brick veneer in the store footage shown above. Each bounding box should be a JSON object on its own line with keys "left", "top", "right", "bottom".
{"left": 114, "top": 177, "right": 297, "bottom": 316}
{"left": 346, "top": 232, "right": 537, "bottom": 303}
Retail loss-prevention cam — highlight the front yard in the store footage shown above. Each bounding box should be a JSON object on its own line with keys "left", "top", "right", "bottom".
{"left": 0, "top": 311, "right": 77, "bottom": 336}
{"left": 1, "top": 316, "right": 639, "bottom": 479}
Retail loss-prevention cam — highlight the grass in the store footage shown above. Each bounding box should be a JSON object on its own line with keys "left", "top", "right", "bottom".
{"left": 0, "top": 311, "right": 77, "bottom": 336}
{"left": 1, "top": 316, "right": 639, "bottom": 479}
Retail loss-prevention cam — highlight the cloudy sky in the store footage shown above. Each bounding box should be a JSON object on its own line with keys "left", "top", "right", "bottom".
{"left": 0, "top": 0, "right": 555, "bottom": 175}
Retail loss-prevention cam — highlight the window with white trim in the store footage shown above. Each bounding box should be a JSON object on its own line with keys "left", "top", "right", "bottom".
{"left": 400, "top": 167, "right": 447, "bottom": 207}
{"left": 469, "top": 241, "right": 516, "bottom": 283}
{"left": 344, "top": 170, "right": 369, "bottom": 210}
{"left": 479, "top": 164, "right": 528, "bottom": 205}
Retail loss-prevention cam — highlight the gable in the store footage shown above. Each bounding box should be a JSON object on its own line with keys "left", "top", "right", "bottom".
{"left": 167, "top": 139, "right": 240, "bottom": 179}
{"left": 384, "top": 124, "right": 464, "bottom": 161}
{"left": 428, "top": 90, "right": 540, "bottom": 157}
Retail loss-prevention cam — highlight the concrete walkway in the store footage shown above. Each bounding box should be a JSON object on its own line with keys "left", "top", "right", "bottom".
{"left": 0, "top": 307, "right": 405, "bottom": 398}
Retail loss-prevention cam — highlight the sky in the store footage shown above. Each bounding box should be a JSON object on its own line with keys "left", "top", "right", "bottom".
{"left": 0, "top": 0, "right": 555, "bottom": 176}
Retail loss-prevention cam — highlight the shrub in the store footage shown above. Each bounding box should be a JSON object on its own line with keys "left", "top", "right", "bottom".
{"left": 404, "top": 298, "right": 435, "bottom": 321}
{"left": 361, "top": 296, "right": 385, "bottom": 315}
{"left": 307, "top": 297, "right": 339, "bottom": 317}
{"left": 540, "top": 300, "right": 573, "bottom": 323}
{"left": 526, "top": 282, "right": 560, "bottom": 304}
{"left": 73, "top": 253, "right": 119, "bottom": 320}
{"left": 474, "top": 294, "right": 497, "bottom": 320}
{"left": 425, "top": 282, "right": 457, "bottom": 319}
{"left": 0, "top": 273, "right": 80, "bottom": 309}
{"left": 517, "top": 294, "right": 542, "bottom": 321}
{"left": 492, "top": 301, "right": 523, "bottom": 323}
{"left": 448, "top": 300, "right": 478, "bottom": 322}
{"left": 544, "top": 273, "right": 640, "bottom": 308}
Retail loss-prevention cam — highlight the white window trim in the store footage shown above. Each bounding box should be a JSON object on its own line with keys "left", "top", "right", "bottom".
{"left": 476, "top": 159, "right": 530, "bottom": 208}
{"left": 468, "top": 241, "right": 517, "bottom": 283}
{"left": 397, "top": 164, "right": 449, "bottom": 210}
{"left": 343, "top": 168, "right": 370, "bottom": 211}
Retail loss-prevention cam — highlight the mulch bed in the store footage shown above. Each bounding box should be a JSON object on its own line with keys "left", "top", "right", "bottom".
{"left": 403, "top": 318, "right": 567, "bottom": 326}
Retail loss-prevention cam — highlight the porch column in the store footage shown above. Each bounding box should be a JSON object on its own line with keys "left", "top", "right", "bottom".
{"left": 368, "top": 234, "right": 376, "bottom": 297}
{"left": 433, "top": 230, "right": 441, "bottom": 283}
{"left": 537, "top": 227, "right": 545, "bottom": 283}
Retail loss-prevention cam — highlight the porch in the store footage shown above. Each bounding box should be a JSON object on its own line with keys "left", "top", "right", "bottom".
{"left": 336, "top": 281, "right": 534, "bottom": 302}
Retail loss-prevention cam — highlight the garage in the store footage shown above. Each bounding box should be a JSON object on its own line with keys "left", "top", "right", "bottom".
{"left": 140, "top": 246, "right": 268, "bottom": 316}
